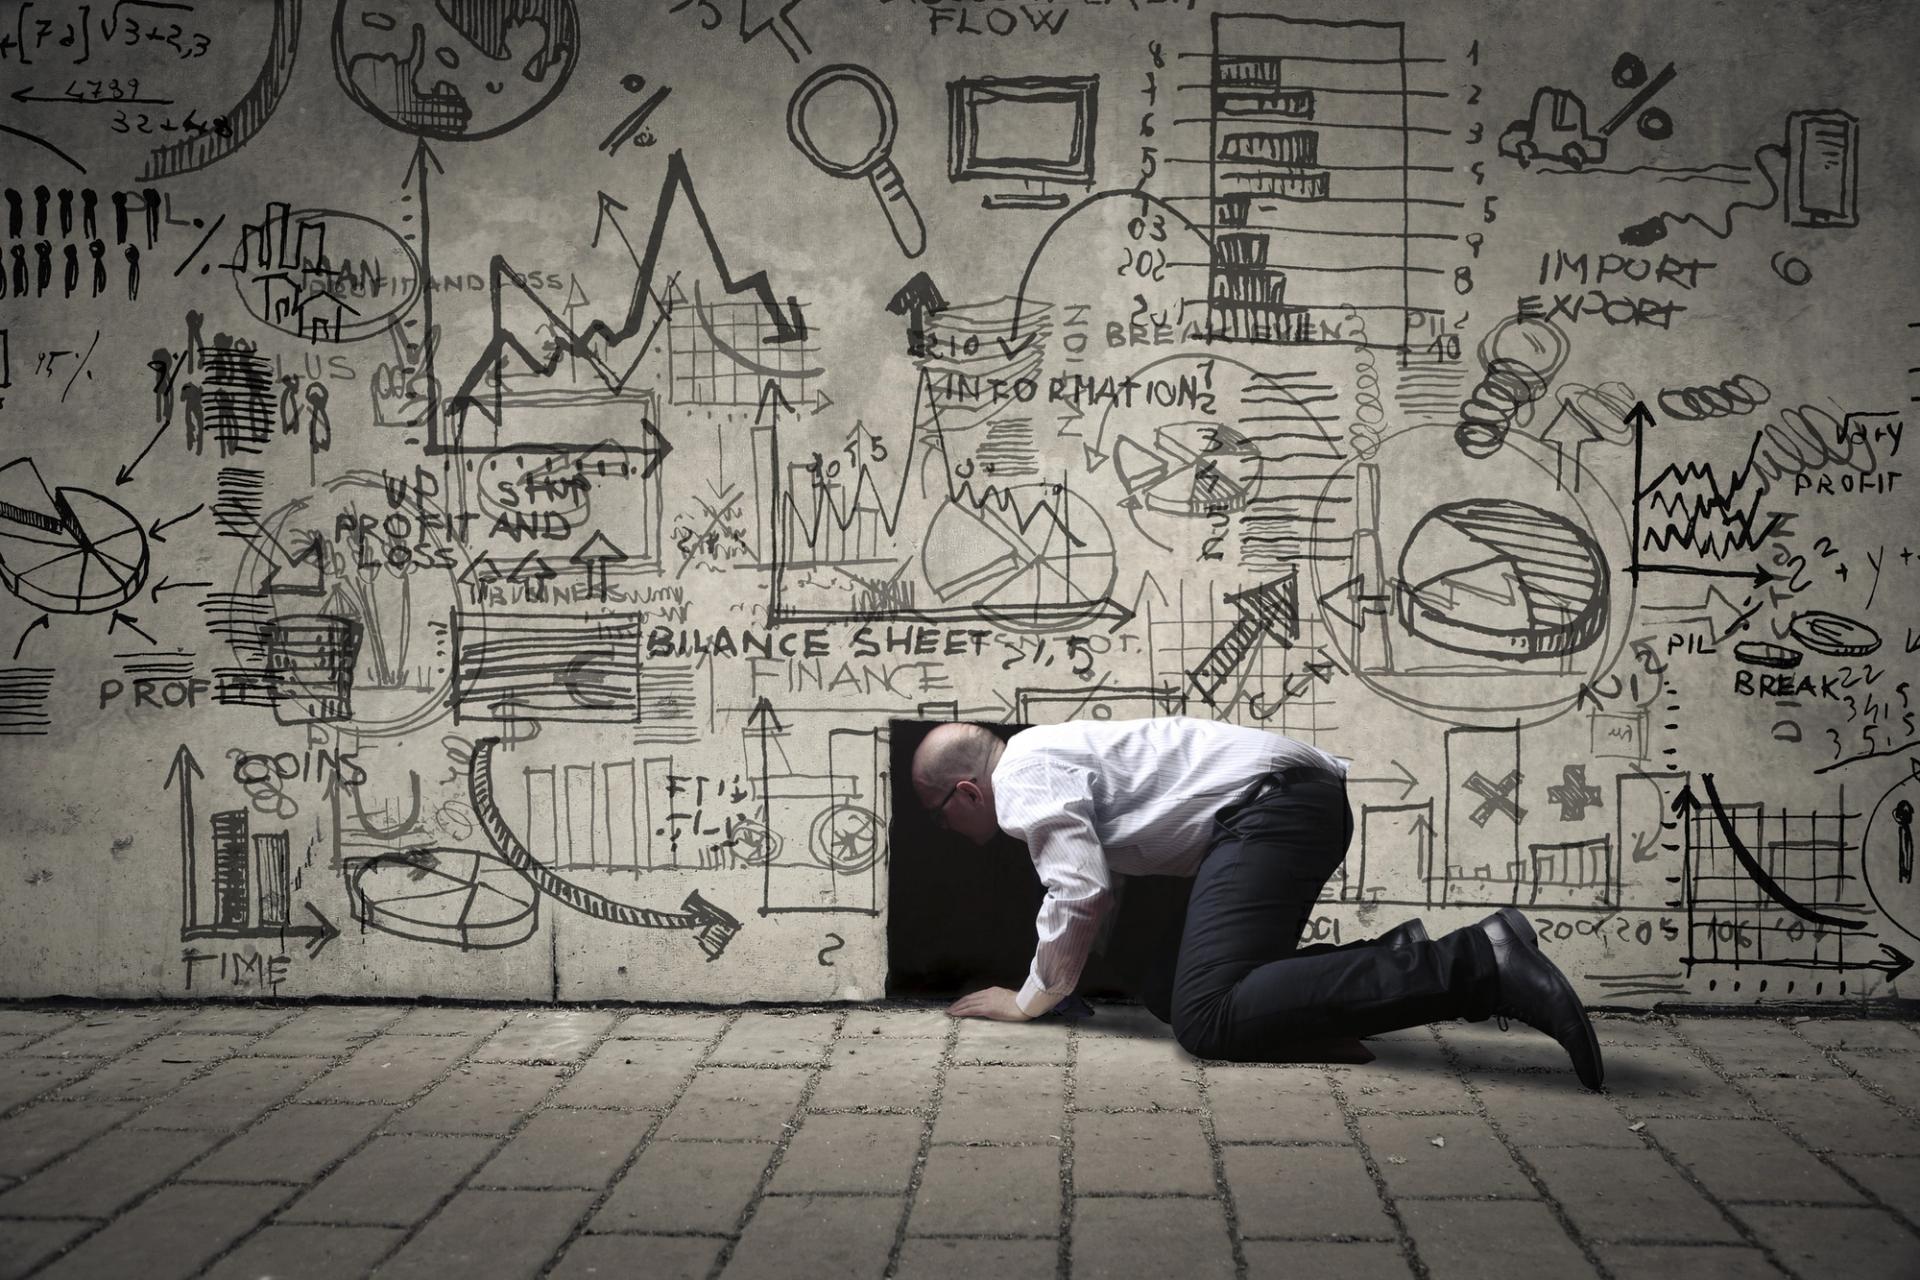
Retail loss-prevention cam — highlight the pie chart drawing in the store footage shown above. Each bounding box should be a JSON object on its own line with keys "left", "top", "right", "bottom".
{"left": 920, "top": 486, "right": 1117, "bottom": 633}
{"left": 0, "top": 458, "right": 150, "bottom": 615}
{"left": 1396, "top": 498, "right": 1608, "bottom": 660}
{"left": 350, "top": 846, "right": 540, "bottom": 950}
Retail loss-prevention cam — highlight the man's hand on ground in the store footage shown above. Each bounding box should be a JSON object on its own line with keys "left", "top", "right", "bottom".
{"left": 947, "top": 986, "right": 1033, "bottom": 1022}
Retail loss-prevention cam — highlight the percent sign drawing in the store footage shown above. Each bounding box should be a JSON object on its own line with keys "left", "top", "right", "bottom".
{"left": 1601, "top": 53, "right": 1677, "bottom": 144}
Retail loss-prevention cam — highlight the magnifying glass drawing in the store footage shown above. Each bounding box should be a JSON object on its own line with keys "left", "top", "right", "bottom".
{"left": 787, "top": 63, "right": 926, "bottom": 259}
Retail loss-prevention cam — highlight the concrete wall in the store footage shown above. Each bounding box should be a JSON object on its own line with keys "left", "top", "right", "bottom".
{"left": 1, "top": 0, "right": 1915, "bottom": 1006}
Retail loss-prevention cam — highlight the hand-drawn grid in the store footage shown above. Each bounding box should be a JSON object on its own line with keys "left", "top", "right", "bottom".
{"left": 666, "top": 288, "right": 820, "bottom": 406}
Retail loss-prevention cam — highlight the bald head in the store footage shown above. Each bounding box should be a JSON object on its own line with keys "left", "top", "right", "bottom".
{"left": 912, "top": 722, "right": 1001, "bottom": 793}
{"left": 911, "top": 722, "right": 1005, "bottom": 843}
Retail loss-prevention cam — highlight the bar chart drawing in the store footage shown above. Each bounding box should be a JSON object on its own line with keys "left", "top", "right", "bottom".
{"left": 180, "top": 805, "right": 334, "bottom": 953}
{"left": 1200, "top": 13, "right": 1445, "bottom": 350}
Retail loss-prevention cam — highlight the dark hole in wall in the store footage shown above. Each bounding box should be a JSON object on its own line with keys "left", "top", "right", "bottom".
{"left": 887, "top": 719, "right": 1191, "bottom": 1002}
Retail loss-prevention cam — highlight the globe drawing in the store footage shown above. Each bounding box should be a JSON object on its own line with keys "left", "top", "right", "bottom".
{"left": 332, "top": 0, "right": 579, "bottom": 142}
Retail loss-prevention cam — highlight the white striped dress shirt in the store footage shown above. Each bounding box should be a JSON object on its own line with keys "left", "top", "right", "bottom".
{"left": 992, "top": 717, "right": 1349, "bottom": 1017}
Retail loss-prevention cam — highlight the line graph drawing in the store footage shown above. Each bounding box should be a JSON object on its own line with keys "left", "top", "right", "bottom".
{"left": 445, "top": 150, "right": 804, "bottom": 455}
{"left": 757, "top": 372, "right": 1136, "bottom": 633}
{"left": 1677, "top": 778, "right": 1909, "bottom": 983}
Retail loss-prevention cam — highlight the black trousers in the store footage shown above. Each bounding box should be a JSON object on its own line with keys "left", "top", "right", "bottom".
{"left": 1130, "top": 766, "right": 1500, "bottom": 1062}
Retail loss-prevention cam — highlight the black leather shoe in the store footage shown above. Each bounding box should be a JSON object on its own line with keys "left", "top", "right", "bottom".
{"left": 1478, "top": 906, "right": 1537, "bottom": 949}
{"left": 1485, "top": 913, "right": 1604, "bottom": 1091}
{"left": 1379, "top": 918, "right": 1431, "bottom": 947}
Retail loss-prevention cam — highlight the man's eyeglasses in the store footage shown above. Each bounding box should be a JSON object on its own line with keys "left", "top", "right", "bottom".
{"left": 928, "top": 777, "right": 971, "bottom": 829}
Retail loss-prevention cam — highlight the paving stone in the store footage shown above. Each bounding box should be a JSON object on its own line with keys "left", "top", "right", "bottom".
{"left": 1070, "top": 1196, "right": 1235, "bottom": 1279}
{"left": 808, "top": 1034, "right": 942, "bottom": 1110}
{"left": 1525, "top": 1145, "right": 1738, "bottom": 1243}
{"left": 1225, "top": 1144, "right": 1394, "bottom": 1239}
{"left": 33, "top": 1182, "right": 288, "bottom": 1280}
{"left": 841, "top": 1007, "right": 953, "bottom": 1039}
{"left": 1795, "top": 1020, "right": 1920, "bottom": 1052}
{"left": 592, "top": 1140, "right": 774, "bottom": 1232}
{"left": 0, "top": 1033, "right": 43, "bottom": 1054}
{"left": 909, "top": 1143, "right": 1059, "bottom": 1236}
{"left": 384, "top": 1062, "right": 564, "bottom": 1134}
{"left": 1342, "top": 1042, "right": 1476, "bottom": 1113}
{"left": 1603, "top": 1048, "right": 1758, "bottom": 1118}
{"left": 1358, "top": 1114, "right": 1534, "bottom": 1199}
{"left": 1646, "top": 1117, "right": 1864, "bottom": 1203}
{"left": 1207, "top": 1067, "right": 1350, "bottom": 1143}
{"left": 246, "top": 1007, "right": 408, "bottom": 1056}
{"left": 610, "top": 1011, "right": 729, "bottom": 1040}
{"left": 1072, "top": 1111, "right": 1216, "bottom": 1195}
{"left": 1743, "top": 1075, "right": 1920, "bottom": 1154}
{"left": 655, "top": 1066, "right": 809, "bottom": 1141}
{"left": 183, "top": 1103, "right": 391, "bottom": 1184}
{"left": 1734, "top": 1204, "right": 1919, "bottom": 1280}
{"left": 297, "top": 1035, "right": 477, "bottom": 1104}
{"left": 1676, "top": 1018, "right": 1840, "bottom": 1077}
{"left": 0, "top": 1100, "right": 137, "bottom": 1178}
{"left": 725, "top": 1193, "right": 902, "bottom": 1280}
{"left": 1243, "top": 1241, "right": 1414, "bottom": 1279}
{"left": 768, "top": 1112, "right": 923, "bottom": 1193}
{"left": 1437, "top": 1023, "right": 1588, "bottom": 1076}
{"left": 0, "top": 1219, "right": 95, "bottom": 1280}
{"left": 1590, "top": 1018, "right": 1684, "bottom": 1049}
{"left": 279, "top": 1134, "right": 495, "bottom": 1226}
{"left": 1597, "top": 1243, "right": 1786, "bottom": 1280}
{"left": 123, "top": 1055, "right": 333, "bottom": 1131}
{"left": 1831, "top": 1154, "right": 1920, "bottom": 1218}
{"left": 0, "top": 1009, "right": 78, "bottom": 1037}
{"left": 551, "top": 1037, "right": 704, "bottom": 1109}
{"left": 1839, "top": 1049, "right": 1920, "bottom": 1100}
{"left": 55, "top": 1032, "right": 255, "bottom": 1100}
{"left": 706, "top": 1011, "right": 839, "bottom": 1065}
{"left": 550, "top": 1234, "right": 725, "bottom": 1279}
{"left": 0, "top": 1126, "right": 222, "bottom": 1217}
{"left": 376, "top": 1187, "right": 594, "bottom": 1279}
{"left": 389, "top": 1008, "right": 513, "bottom": 1036}
{"left": 952, "top": 1018, "right": 1069, "bottom": 1064}
{"left": 1473, "top": 1077, "right": 1645, "bottom": 1147}
{"left": 933, "top": 1064, "right": 1065, "bottom": 1144}
{"left": 15, "top": 1009, "right": 185, "bottom": 1057}
{"left": 1074, "top": 1003, "right": 1177, "bottom": 1042}
{"left": 202, "top": 1224, "right": 406, "bottom": 1280}
{"left": 0, "top": 1054, "right": 92, "bottom": 1110}
{"left": 895, "top": 1237, "right": 1058, "bottom": 1280}
{"left": 473, "top": 1011, "right": 618, "bottom": 1063}
{"left": 1398, "top": 1199, "right": 1595, "bottom": 1280}
{"left": 474, "top": 1108, "right": 653, "bottom": 1189}
{"left": 1075, "top": 1034, "right": 1202, "bottom": 1110}
{"left": 171, "top": 1006, "right": 295, "bottom": 1035}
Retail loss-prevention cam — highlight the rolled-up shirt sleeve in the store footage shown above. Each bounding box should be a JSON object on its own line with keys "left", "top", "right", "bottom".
{"left": 994, "top": 758, "right": 1112, "bottom": 1018}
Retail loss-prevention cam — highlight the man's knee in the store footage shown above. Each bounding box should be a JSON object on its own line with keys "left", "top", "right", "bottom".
{"left": 1171, "top": 998, "right": 1233, "bottom": 1060}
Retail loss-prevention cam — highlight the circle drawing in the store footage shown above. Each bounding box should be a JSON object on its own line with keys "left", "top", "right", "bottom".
{"left": 809, "top": 805, "right": 883, "bottom": 875}
{"left": 0, "top": 459, "right": 150, "bottom": 615}
{"left": 332, "top": 0, "right": 579, "bottom": 142}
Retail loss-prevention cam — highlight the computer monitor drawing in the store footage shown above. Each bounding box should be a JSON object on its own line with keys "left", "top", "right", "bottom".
{"left": 947, "top": 75, "right": 1099, "bottom": 210}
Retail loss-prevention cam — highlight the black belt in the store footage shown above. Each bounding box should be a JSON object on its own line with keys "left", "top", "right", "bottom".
{"left": 1242, "top": 763, "right": 1345, "bottom": 804}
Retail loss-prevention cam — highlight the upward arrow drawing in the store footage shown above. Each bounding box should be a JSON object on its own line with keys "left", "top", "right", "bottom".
{"left": 165, "top": 744, "right": 204, "bottom": 937}
{"left": 571, "top": 530, "right": 629, "bottom": 601}
{"left": 404, "top": 138, "right": 445, "bottom": 450}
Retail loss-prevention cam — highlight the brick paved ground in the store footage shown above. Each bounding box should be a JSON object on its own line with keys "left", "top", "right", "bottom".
{"left": 2, "top": 1002, "right": 1918, "bottom": 1278}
